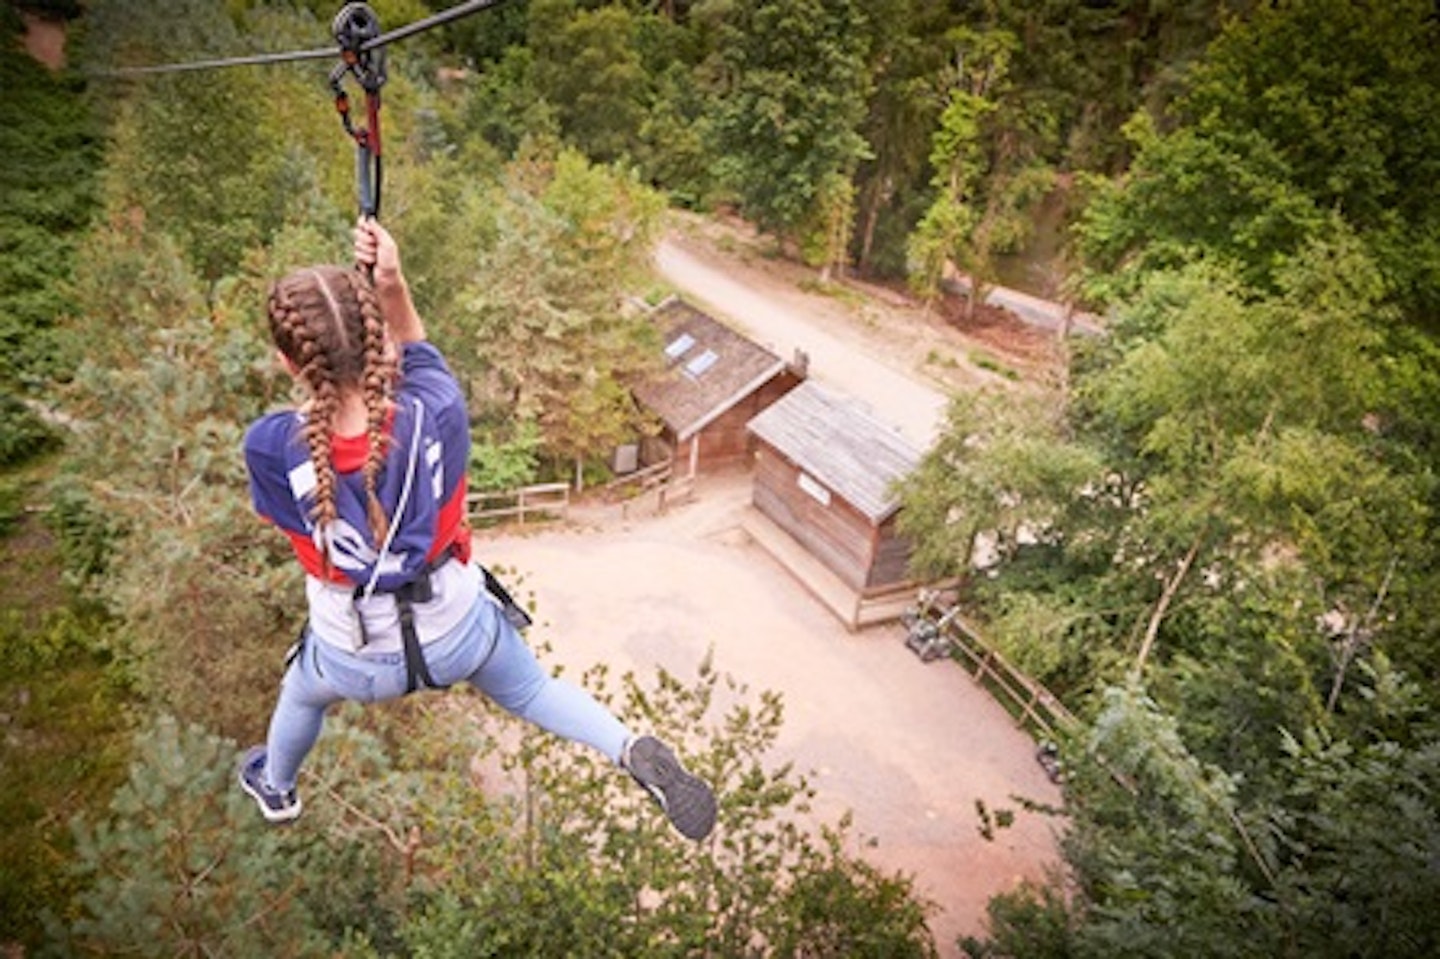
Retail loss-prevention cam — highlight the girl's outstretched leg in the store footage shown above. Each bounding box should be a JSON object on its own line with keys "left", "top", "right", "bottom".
{"left": 466, "top": 614, "right": 631, "bottom": 763}
{"left": 468, "top": 610, "right": 716, "bottom": 839}
{"left": 239, "top": 636, "right": 340, "bottom": 823}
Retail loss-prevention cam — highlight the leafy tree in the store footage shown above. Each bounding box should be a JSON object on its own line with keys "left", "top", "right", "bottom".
{"left": 527, "top": 0, "right": 648, "bottom": 165}
{"left": 0, "top": 600, "right": 130, "bottom": 951}
{"left": 711, "top": 0, "right": 873, "bottom": 247}
{"left": 46, "top": 716, "right": 330, "bottom": 957}
{"left": 1088, "top": 237, "right": 1428, "bottom": 681}
{"left": 907, "top": 27, "right": 1056, "bottom": 314}
{"left": 56, "top": 663, "right": 937, "bottom": 955}
{"left": 971, "top": 676, "right": 1440, "bottom": 959}
{"left": 57, "top": 214, "right": 302, "bottom": 740}
{"left": 847, "top": 0, "right": 952, "bottom": 277}
{"left": 460, "top": 43, "right": 560, "bottom": 159}
{"left": 83, "top": 1, "right": 276, "bottom": 282}
{"left": 1075, "top": 0, "right": 1440, "bottom": 324}
{"left": 899, "top": 387, "right": 1101, "bottom": 578}
{"left": 632, "top": 16, "right": 721, "bottom": 209}
{"left": 0, "top": 13, "right": 99, "bottom": 441}
{"left": 456, "top": 147, "right": 665, "bottom": 483}
{"left": 379, "top": 656, "right": 937, "bottom": 955}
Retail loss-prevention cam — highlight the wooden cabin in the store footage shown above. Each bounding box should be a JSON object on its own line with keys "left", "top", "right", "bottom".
{"left": 632, "top": 297, "right": 805, "bottom": 478}
{"left": 746, "top": 381, "right": 922, "bottom": 595}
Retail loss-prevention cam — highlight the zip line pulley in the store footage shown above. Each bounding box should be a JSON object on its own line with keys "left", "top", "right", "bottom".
{"left": 329, "top": 3, "right": 386, "bottom": 219}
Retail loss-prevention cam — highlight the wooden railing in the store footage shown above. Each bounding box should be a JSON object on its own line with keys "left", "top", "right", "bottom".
{"left": 912, "top": 595, "right": 1078, "bottom": 741}
{"left": 467, "top": 482, "right": 570, "bottom": 526}
{"left": 603, "top": 459, "right": 697, "bottom": 516}
{"left": 602, "top": 459, "right": 673, "bottom": 498}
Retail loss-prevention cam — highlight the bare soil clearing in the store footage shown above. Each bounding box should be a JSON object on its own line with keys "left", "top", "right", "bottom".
{"left": 21, "top": 14, "right": 66, "bottom": 71}
{"left": 479, "top": 222, "right": 1069, "bottom": 955}
{"left": 482, "top": 473, "right": 1063, "bottom": 956}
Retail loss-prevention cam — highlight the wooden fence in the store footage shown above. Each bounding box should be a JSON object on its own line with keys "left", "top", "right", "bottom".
{"left": 922, "top": 602, "right": 1078, "bottom": 741}
{"left": 603, "top": 459, "right": 672, "bottom": 498}
{"left": 467, "top": 482, "right": 570, "bottom": 526}
{"left": 603, "top": 459, "right": 696, "bottom": 516}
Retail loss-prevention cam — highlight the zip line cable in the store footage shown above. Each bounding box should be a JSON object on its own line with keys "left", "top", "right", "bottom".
{"left": 97, "top": 0, "right": 510, "bottom": 78}
{"left": 90, "top": 0, "right": 513, "bottom": 219}
{"left": 95, "top": 45, "right": 339, "bottom": 76}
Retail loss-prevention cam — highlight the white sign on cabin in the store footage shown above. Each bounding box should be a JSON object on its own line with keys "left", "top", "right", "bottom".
{"left": 797, "top": 471, "right": 832, "bottom": 506}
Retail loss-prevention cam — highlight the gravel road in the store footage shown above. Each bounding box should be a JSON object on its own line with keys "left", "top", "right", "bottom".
{"left": 653, "top": 237, "right": 952, "bottom": 447}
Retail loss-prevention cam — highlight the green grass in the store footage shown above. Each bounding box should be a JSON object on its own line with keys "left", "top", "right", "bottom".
{"left": 968, "top": 349, "right": 1021, "bottom": 381}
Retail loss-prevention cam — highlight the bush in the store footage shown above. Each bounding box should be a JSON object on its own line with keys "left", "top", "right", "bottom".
{"left": 44, "top": 476, "right": 124, "bottom": 586}
{"left": 0, "top": 478, "right": 23, "bottom": 536}
{"left": 0, "top": 394, "right": 58, "bottom": 467}
{"left": 16, "top": 1, "right": 84, "bottom": 19}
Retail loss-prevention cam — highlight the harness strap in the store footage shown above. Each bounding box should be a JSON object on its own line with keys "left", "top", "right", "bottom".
{"left": 394, "top": 583, "right": 440, "bottom": 694}
{"left": 483, "top": 566, "right": 533, "bottom": 631}
{"left": 351, "top": 552, "right": 529, "bottom": 694}
{"left": 353, "top": 547, "right": 455, "bottom": 693}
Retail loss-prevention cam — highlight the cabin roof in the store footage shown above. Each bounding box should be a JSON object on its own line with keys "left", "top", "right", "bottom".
{"left": 632, "top": 297, "right": 789, "bottom": 441}
{"left": 747, "top": 380, "right": 922, "bottom": 523}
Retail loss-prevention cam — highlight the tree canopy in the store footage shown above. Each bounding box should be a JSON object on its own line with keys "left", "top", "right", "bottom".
{"left": 4, "top": 0, "right": 1440, "bottom": 955}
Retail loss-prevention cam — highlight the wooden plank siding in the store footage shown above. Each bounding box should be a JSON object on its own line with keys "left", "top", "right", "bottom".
{"left": 753, "top": 446, "right": 876, "bottom": 591}
{"left": 681, "top": 373, "right": 802, "bottom": 472}
{"left": 747, "top": 381, "right": 923, "bottom": 594}
{"left": 633, "top": 297, "right": 803, "bottom": 477}
{"left": 869, "top": 514, "right": 915, "bottom": 589}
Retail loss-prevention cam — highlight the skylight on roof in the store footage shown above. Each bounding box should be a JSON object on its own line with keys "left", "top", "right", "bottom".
{"left": 664, "top": 332, "right": 696, "bottom": 360}
{"left": 685, "top": 349, "right": 719, "bottom": 378}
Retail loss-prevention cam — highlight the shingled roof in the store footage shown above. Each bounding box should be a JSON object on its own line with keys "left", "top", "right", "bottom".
{"left": 747, "top": 381, "right": 922, "bottom": 523}
{"left": 632, "top": 297, "right": 789, "bottom": 442}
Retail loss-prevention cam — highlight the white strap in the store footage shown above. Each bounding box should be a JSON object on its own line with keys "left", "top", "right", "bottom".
{"left": 360, "top": 396, "right": 425, "bottom": 602}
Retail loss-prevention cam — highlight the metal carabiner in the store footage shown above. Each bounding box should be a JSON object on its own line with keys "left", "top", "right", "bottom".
{"left": 329, "top": 3, "right": 387, "bottom": 218}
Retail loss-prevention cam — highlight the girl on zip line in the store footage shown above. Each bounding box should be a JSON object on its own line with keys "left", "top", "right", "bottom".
{"left": 237, "top": 218, "right": 716, "bottom": 841}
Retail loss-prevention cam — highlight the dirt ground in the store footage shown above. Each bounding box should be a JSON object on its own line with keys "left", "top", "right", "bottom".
{"left": 663, "top": 211, "right": 1067, "bottom": 393}
{"left": 479, "top": 221, "right": 1068, "bottom": 955}
{"left": 21, "top": 14, "right": 66, "bottom": 71}
{"left": 480, "top": 473, "right": 1064, "bottom": 956}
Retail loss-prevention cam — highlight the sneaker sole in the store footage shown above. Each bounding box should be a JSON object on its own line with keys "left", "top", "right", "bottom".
{"left": 238, "top": 751, "right": 303, "bottom": 824}
{"left": 627, "top": 738, "right": 717, "bottom": 841}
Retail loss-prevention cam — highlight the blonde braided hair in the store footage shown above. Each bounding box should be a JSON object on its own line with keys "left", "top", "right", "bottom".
{"left": 267, "top": 265, "right": 395, "bottom": 558}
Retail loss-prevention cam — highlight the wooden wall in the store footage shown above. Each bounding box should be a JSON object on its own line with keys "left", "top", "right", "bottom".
{"left": 868, "top": 514, "right": 914, "bottom": 589}
{"left": 752, "top": 442, "right": 913, "bottom": 592}
{"left": 674, "top": 371, "right": 803, "bottom": 474}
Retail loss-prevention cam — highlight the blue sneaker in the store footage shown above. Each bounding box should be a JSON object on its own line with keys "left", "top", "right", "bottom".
{"left": 238, "top": 746, "right": 303, "bottom": 824}
{"left": 622, "top": 736, "right": 716, "bottom": 841}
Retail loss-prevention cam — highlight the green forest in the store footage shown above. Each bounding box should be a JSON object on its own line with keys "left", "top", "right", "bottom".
{"left": 2, "top": 0, "right": 1438, "bottom": 955}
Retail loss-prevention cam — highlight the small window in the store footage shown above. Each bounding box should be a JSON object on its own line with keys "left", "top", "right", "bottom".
{"left": 664, "top": 332, "right": 696, "bottom": 360}
{"left": 685, "top": 349, "right": 719, "bottom": 378}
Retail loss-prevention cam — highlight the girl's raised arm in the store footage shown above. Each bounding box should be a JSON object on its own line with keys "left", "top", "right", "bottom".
{"left": 354, "top": 218, "right": 425, "bottom": 343}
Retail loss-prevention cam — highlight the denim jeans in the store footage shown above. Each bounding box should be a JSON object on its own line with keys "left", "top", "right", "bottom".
{"left": 262, "top": 591, "right": 632, "bottom": 791}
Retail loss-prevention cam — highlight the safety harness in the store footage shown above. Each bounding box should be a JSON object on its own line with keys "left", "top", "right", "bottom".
{"left": 356, "top": 551, "right": 450, "bottom": 692}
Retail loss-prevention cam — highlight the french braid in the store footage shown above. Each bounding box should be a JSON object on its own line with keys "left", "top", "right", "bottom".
{"left": 350, "top": 268, "right": 394, "bottom": 546}
{"left": 267, "top": 265, "right": 396, "bottom": 557}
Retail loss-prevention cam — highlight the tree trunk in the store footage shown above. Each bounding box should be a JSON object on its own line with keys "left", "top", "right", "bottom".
{"left": 1326, "top": 556, "right": 1398, "bottom": 713}
{"left": 1133, "top": 537, "right": 1203, "bottom": 679}
{"left": 857, "top": 184, "right": 881, "bottom": 275}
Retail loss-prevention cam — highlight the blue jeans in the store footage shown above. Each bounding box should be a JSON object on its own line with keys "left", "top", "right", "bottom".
{"left": 262, "top": 593, "right": 632, "bottom": 791}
